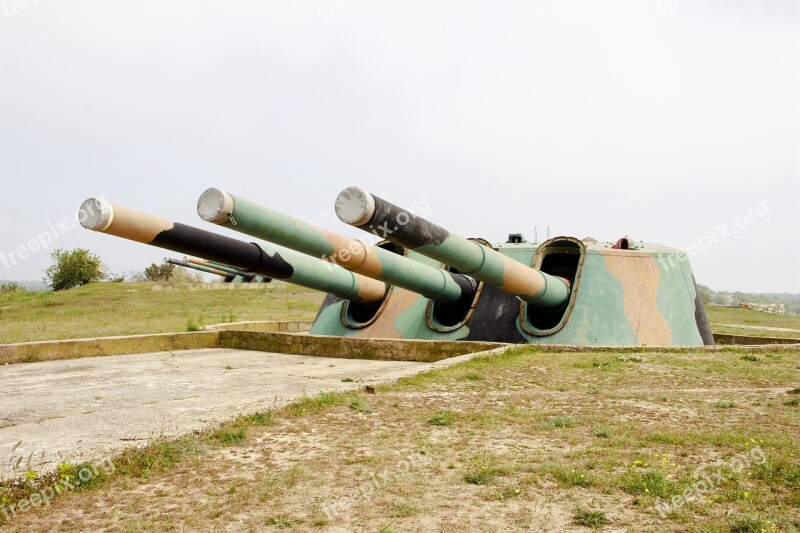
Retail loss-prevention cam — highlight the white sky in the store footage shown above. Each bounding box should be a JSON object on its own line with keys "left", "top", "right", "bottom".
{"left": 0, "top": 0, "right": 798, "bottom": 292}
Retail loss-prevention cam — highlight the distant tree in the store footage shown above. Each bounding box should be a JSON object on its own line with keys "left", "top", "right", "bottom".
{"left": 171, "top": 266, "right": 205, "bottom": 283}
{"left": 44, "top": 248, "right": 106, "bottom": 291}
{"left": 143, "top": 261, "right": 176, "bottom": 282}
{"left": 0, "top": 281, "right": 26, "bottom": 294}
{"left": 696, "top": 284, "right": 713, "bottom": 305}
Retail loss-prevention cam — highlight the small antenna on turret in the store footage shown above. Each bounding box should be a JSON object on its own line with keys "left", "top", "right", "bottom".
{"left": 547, "top": 226, "right": 550, "bottom": 239}
{"left": 534, "top": 227, "right": 538, "bottom": 243}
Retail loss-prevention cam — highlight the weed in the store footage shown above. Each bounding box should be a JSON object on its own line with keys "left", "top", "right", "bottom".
{"left": 727, "top": 513, "right": 776, "bottom": 533}
{"left": 428, "top": 410, "right": 456, "bottom": 426}
{"left": 286, "top": 392, "right": 345, "bottom": 416}
{"left": 621, "top": 469, "right": 676, "bottom": 498}
{"left": 574, "top": 507, "right": 610, "bottom": 527}
{"left": 265, "top": 515, "right": 303, "bottom": 529}
{"left": 548, "top": 416, "right": 577, "bottom": 429}
{"left": 349, "top": 397, "right": 374, "bottom": 414}
{"left": 594, "top": 427, "right": 611, "bottom": 438}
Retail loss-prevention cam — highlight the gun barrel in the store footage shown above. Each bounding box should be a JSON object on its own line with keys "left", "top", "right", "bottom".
{"left": 334, "top": 187, "right": 570, "bottom": 309}
{"left": 166, "top": 258, "right": 230, "bottom": 278}
{"left": 79, "top": 198, "right": 386, "bottom": 304}
{"left": 197, "top": 188, "right": 475, "bottom": 307}
{"left": 184, "top": 257, "right": 256, "bottom": 280}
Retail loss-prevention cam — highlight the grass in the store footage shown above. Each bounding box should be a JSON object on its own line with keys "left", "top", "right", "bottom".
{"left": 1, "top": 306, "right": 799, "bottom": 530}
{"left": 464, "top": 466, "right": 501, "bottom": 485}
{"left": 547, "top": 415, "right": 577, "bottom": 429}
{"left": 0, "top": 281, "right": 323, "bottom": 343}
{"left": 593, "top": 427, "right": 611, "bottom": 438}
{"left": 349, "top": 397, "right": 374, "bottom": 414}
{"left": 706, "top": 305, "right": 800, "bottom": 339}
{"left": 573, "top": 507, "right": 610, "bottom": 527}
{"left": 427, "top": 410, "right": 456, "bottom": 426}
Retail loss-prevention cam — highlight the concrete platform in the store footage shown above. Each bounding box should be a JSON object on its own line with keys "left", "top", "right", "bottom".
{"left": 0, "top": 348, "right": 436, "bottom": 478}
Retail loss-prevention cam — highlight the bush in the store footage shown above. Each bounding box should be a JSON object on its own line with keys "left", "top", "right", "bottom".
{"left": 0, "top": 282, "right": 26, "bottom": 293}
{"left": 44, "top": 248, "right": 106, "bottom": 291}
{"left": 143, "top": 261, "right": 177, "bottom": 282}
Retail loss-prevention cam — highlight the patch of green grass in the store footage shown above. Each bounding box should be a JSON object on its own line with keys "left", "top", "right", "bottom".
{"left": 285, "top": 392, "right": 345, "bottom": 416}
{"left": 428, "top": 410, "right": 456, "bottom": 426}
{"left": 547, "top": 416, "right": 577, "bottom": 429}
{"left": 208, "top": 427, "right": 247, "bottom": 445}
{"left": 218, "top": 312, "right": 237, "bottom": 324}
{"left": 239, "top": 411, "right": 274, "bottom": 427}
{"left": 265, "top": 515, "right": 303, "bottom": 529}
{"left": 114, "top": 435, "right": 201, "bottom": 479}
{"left": 542, "top": 464, "right": 594, "bottom": 487}
{"left": 751, "top": 459, "right": 800, "bottom": 486}
{"left": 462, "top": 372, "right": 483, "bottom": 381}
{"left": 0, "top": 282, "right": 323, "bottom": 344}
{"left": 714, "top": 400, "right": 737, "bottom": 409}
{"left": 787, "top": 387, "right": 800, "bottom": 395}
{"left": 740, "top": 355, "right": 760, "bottom": 362}
{"left": 349, "top": 397, "right": 374, "bottom": 414}
{"left": 340, "top": 377, "right": 354, "bottom": 382}
{"left": 616, "top": 355, "right": 643, "bottom": 363}
{"left": 186, "top": 318, "right": 203, "bottom": 332}
{"left": 620, "top": 468, "right": 677, "bottom": 498}
{"left": 573, "top": 507, "right": 610, "bottom": 527}
{"left": 464, "top": 466, "right": 501, "bottom": 485}
{"left": 594, "top": 427, "right": 611, "bottom": 438}
{"left": 388, "top": 503, "right": 418, "bottom": 518}
{"left": 727, "top": 513, "right": 777, "bottom": 533}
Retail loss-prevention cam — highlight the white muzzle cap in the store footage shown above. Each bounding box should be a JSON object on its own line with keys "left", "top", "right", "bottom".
{"left": 79, "top": 198, "right": 114, "bottom": 231}
{"left": 197, "top": 188, "right": 235, "bottom": 224}
{"left": 335, "top": 186, "right": 375, "bottom": 227}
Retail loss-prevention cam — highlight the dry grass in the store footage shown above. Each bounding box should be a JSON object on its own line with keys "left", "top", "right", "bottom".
{"left": 707, "top": 306, "right": 800, "bottom": 339}
{"left": 3, "top": 346, "right": 798, "bottom": 531}
{"left": 0, "top": 282, "right": 323, "bottom": 343}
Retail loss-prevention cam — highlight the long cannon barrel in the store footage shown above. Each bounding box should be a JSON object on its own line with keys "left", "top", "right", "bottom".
{"left": 334, "top": 187, "right": 570, "bottom": 309}
{"left": 166, "top": 257, "right": 232, "bottom": 278}
{"left": 78, "top": 198, "right": 386, "bottom": 304}
{"left": 197, "top": 188, "right": 477, "bottom": 307}
{"left": 184, "top": 257, "right": 257, "bottom": 281}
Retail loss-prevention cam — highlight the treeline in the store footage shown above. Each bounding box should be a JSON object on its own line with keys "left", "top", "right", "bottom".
{"left": 698, "top": 285, "right": 800, "bottom": 314}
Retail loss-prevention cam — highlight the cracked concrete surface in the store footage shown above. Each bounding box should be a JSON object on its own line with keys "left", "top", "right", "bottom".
{"left": 0, "top": 348, "right": 436, "bottom": 478}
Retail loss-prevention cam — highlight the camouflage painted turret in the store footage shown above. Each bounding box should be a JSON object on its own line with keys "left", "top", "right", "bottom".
{"left": 78, "top": 198, "right": 385, "bottom": 304}
{"left": 313, "top": 186, "right": 713, "bottom": 346}
{"left": 78, "top": 188, "right": 713, "bottom": 347}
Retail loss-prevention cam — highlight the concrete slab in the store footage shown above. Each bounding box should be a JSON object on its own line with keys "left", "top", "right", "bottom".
{"left": 0, "top": 348, "right": 427, "bottom": 478}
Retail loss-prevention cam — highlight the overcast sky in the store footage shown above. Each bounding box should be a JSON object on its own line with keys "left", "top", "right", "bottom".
{"left": 0, "top": 0, "right": 797, "bottom": 292}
